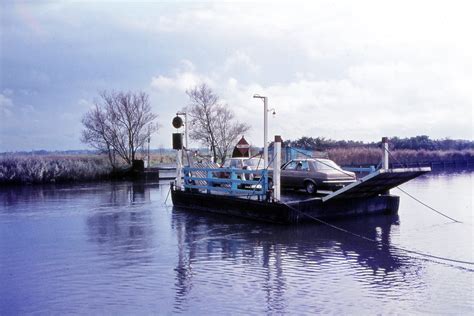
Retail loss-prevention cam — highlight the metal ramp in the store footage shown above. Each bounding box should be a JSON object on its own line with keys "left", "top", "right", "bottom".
{"left": 322, "top": 167, "right": 431, "bottom": 202}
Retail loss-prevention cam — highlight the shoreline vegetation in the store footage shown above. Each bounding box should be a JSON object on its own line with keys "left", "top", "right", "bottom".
{"left": 0, "top": 154, "right": 175, "bottom": 185}
{"left": 1, "top": 148, "right": 473, "bottom": 185}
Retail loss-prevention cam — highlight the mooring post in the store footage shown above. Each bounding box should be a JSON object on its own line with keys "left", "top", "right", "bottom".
{"left": 273, "top": 135, "right": 282, "bottom": 201}
{"left": 382, "top": 137, "right": 389, "bottom": 170}
{"left": 176, "top": 149, "right": 183, "bottom": 188}
{"left": 382, "top": 137, "right": 390, "bottom": 195}
{"left": 263, "top": 97, "right": 268, "bottom": 169}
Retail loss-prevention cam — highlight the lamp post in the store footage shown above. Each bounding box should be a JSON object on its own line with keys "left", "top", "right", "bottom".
{"left": 253, "top": 94, "right": 268, "bottom": 169}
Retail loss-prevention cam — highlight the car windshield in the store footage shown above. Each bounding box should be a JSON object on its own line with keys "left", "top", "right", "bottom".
{"left": 223, "top": 158, "right": 262, "bottom": 169}
{"left": 223, "top": 159, "right": 243, "bottom": 168}
{"left": 243, "top": 158, "right": 262, "bottom": 168}
{"left": 314, "top": 159, "right": 342, "bottom": 171}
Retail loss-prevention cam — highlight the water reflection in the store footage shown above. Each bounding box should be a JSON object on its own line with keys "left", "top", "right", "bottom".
{"left": 0, "top": 182, "right": 151, "bottom": 208}
{"left": 86, "top": 183, "right": 155, "bottom": 267}
{"left": 171, "top": 208, "right": 410, "bottom": 310}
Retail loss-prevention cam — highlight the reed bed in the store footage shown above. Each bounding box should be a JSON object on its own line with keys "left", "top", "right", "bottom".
{"left": 146, "top": 153, "right": 176, "bottom": 165}
{"left": 0, "top": 155, "right": 112, "bottom": 184}
{"left": 327, "top": 148, "right": 474, "bottom": 166}
{"left": 0, "top": 153, "right": 177, "bottom": 185}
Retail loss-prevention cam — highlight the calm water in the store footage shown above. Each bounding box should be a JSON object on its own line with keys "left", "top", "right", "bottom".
{"left": 1, "top": 171, "right": 473, "bottom": 314}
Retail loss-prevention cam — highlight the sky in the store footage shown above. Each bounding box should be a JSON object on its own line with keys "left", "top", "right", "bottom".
{"left": 0, "top": 0, "right": 472, "bottom": 151}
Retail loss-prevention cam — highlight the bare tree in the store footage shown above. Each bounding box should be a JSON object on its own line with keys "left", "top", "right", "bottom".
{"left": 81, "top": 91, "right": 159, "bottom": 169}
{"left": 186, "top": 83, "right": 250, "bottom": 163}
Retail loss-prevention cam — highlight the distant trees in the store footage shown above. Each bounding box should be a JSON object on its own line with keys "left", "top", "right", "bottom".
{"left": 285, "top": 136, "right": 366, "bottom": 151}
{"left": 81, "top": 91, "right": 159, "bottom": 169}
{"left": 388, "top": 136, "right": 474, "bottom": 151}
{"left": 286, "top": 135, "right": 474, "bottom": 151}
{"left": 185, "top": 83, "right": 250, "bottom": 163}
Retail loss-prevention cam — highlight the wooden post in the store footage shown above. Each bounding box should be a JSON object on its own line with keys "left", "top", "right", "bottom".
{"left": 381, "top": 137, "right": 389, "bottom": 195}
{"left": 382, "top": 137, "right": 389, "bottom": 170}
{"left": 176, "top": 149, "right": 183, "bottom": 188}
{"left": 273, "top": 135, "right": 282, "bottom": 201}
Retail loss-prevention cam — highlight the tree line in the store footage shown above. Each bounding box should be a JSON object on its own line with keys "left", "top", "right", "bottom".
{"left": 285, "top": 135, "right": 474, "bottom": 151}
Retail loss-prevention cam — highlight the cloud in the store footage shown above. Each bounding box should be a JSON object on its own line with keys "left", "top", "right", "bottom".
{"left": 0, "top": 93, "right": 14, "bottom": 118}
{"left": 150, "top": 53, "right": 472, "bottom": 146}
{"left": 151, "top": 71, "right": 213, "bottom": 92}
{"left": 1, "top": 1, "right": 472, "bottom": 150}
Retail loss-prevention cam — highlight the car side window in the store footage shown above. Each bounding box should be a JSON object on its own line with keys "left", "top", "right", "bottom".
{"left": 295, "top": 161, "right": 309, "bottom": 171}
{"left": 300, "top": 161, "right": 309, "bottom": 171}
{"left": 284, "top": 161, "right": 298, "bottom": 170}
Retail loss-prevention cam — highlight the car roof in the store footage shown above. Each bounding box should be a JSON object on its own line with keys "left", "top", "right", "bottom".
{"left": 229, "top": 157, "right": 260, "bottom": 160}
{"left": 290, "top": 158, "right": 331, "bottom": 162}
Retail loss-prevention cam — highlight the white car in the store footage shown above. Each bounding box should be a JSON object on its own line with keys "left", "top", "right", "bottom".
{"left": 220, "top": 157, "right": 264, "bottom": 180}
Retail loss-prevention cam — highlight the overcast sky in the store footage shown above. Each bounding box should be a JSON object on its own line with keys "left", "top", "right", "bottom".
{"left": 0, "top": 0, "right": 472, "bottom": 151}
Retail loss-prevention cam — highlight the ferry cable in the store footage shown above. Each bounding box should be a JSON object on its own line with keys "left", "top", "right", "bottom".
{"left": 394, "top": 186, "right": 460, "bottom": 223}
{"left": 275, "top": 198, "right": 474, "bottom": 270}
{"left": 164, "top": 185, "right": 171, "bottom": 205}
{"left": 384, "top": 147, "right": 461, "bottom": 223}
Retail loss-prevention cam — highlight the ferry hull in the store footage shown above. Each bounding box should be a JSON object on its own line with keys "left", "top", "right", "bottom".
{"left": 171, "top": 189, "right": 399, "bottom": 224}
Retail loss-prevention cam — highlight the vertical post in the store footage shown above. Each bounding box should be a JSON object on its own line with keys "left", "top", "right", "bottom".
{"left": 382, "top": 137, "right": 389, "bottom": 170}
{"left": 382, "top": 137, "right": 390, "bottom": 195}
{"left": 253, "top": 94, "right": 269, "bottom": 169}
{"left": 147, "top": 125, "right": 150, "bottom": 169}
{"left": 263, "top": 97, "right": 268, "bottom": 169}
{"left": 207, "top": 170, "right": 212, "bottom": 194}
{"left": 273, "top": 135, "right": 281, "bottom": 201}
{"left": 176, "top": 149, "right": 183, "bottom": 188}
{"left": 184, "top": 112, "right": 188, "bottom": 151}
{"left": 176, "top": 111, "right": 188, "bottom": 165}
{"left": 231, "top": 169, "right": 237, "bottom": 191}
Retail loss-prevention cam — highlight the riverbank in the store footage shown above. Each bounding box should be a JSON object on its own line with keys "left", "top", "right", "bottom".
{"left": 0, "top": 154, "right": 175, "bottom": 185}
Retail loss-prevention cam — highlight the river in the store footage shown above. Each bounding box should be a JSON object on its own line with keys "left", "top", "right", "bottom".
{"left": 1, "top": 171, "right": 472, "bottom": 314}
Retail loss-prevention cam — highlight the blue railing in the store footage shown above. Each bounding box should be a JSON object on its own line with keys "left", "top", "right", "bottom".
{"left": 183, "top": 167, "right": 269, "bottom": 197}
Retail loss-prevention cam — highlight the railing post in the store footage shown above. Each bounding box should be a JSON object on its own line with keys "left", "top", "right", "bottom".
{"left": 262, "top": 169, "right": 267, "bottom": 199}
{"left": 231, "top": 169, "right": 237, "bottom": 191}
{"left": 273, "top": 135, "right": 282, "bottom": 201}
{"left": 207, "top": 170, "right": 212, "bottom": 193}
{"left": 382, "top": 137, "right": 389, "bottom": 170}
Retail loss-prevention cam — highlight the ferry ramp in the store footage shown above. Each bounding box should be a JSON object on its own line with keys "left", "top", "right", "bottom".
{"left": 322, "top": 167, "right": 431, "bottom": 202}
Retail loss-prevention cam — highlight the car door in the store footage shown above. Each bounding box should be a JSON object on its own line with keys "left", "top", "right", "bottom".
{"left": 293, "top": 160, "right": 310, "bottom": 188}
{"left": 281, "top": 160, "right": 299, "bottom": 188}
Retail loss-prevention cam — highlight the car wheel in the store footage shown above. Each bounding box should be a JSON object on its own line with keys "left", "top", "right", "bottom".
{"left": 305, "top": 181, "right": 316, "bottom": 194}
